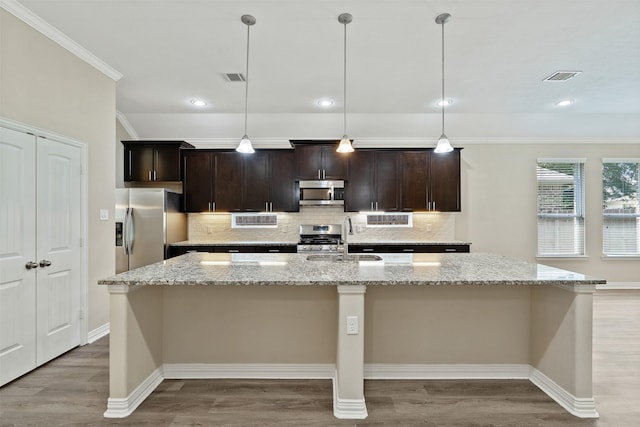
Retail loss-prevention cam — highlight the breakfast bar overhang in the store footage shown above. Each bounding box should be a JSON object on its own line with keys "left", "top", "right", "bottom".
{"left": 99, "top": 252, "right": 605, "bottom": 419}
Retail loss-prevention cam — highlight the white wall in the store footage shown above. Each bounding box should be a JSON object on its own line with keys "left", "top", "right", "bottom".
{"left": 0, "top": 10, "right": 116, "bottom": 332}
{"left": 457, "top": 143, "right": 640, "bottom": 283}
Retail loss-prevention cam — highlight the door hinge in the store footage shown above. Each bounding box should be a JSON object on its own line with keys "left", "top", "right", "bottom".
{"left": 79, "top": 237, "right": 83, "bottom": 248}
{"left": 79, "top": 310, "right": 84, "bottom": 320}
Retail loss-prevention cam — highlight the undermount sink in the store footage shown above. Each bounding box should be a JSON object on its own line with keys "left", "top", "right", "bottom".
{"left": 306, "top": 254, "right": 383, "bottom": 262}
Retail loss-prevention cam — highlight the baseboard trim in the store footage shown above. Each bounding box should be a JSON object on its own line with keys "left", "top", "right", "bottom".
{"left": 529, "top": 368, "right": 599, "bottom": 419}
{"left": 103, "top": 367, "right": 163, "bottom": 418}
{"left": 364, "top": 363, "right": 530, "bottom": 379}
{"left": 333, "top": 371, "right": 368, "bottom": 419}
{"left": 87, "top": 322, "right": 109, "bottom": 343}
{"left": 102, "top": 363, "right": 596, "bottom": 419}
{"left": 163, "top": 363, "right": 335, "bottom": 379}
{"left": 597, "top": 281, "right": 640, "bottom": 290}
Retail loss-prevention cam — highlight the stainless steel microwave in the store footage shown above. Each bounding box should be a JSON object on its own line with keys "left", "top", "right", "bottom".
{"left": 299, "top": 180, "right": 345, "bottom": 206}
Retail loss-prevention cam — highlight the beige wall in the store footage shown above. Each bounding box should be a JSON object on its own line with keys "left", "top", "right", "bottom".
{"left": 115, "top": 120, "right": 130, "bottom": 189}
{"left": 457, "top": 143, "right": 640, "bottom": 283}
{"left": 0, "top": 10, "right": 116, "bottom": 331}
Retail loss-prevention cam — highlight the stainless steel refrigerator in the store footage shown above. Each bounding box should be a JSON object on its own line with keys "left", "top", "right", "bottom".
{"left": 115, "top": 188, "right": 187, "bottom": 273}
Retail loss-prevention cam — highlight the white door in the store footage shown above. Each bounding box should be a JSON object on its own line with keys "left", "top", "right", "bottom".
{"left": 35, "top": 137, "right": 82, "bottom": 365}
{"left": 0, "top": 128, "right": 37, "bottom": 386}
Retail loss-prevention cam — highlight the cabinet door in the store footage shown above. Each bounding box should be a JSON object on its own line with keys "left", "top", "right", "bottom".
{"left": 321, "top": 145, "right": 348, "bottom": 179}
{"left": 401, "top": 151, "right": 429, "bottom": 211}
{"left": 214, "top": 152, "right": 243, "bottom": 211}
{"left": 374, "top": 151, "right": 400, "bottom": 211}
{"left": 269, "top": 150, "right": 298, "bottom": 212}
{"left": 154, "top": 145, "right": 181, "bottom": 181}
{"left": 183, "top": 151, "right": 213, "bottom": 212}
{"left": 346, "top": 151, "right": 374, "bottom": 212}
{"left": 295, "top": 145, "right": 322, "bottom": 179}
{"left": 124, "top": 145, "right": 154, "bottom": 181}
{"left": 242, "top": 152, "right": 269, "bottom": 211}
{"left": 430, "top": 149, "right": 461, "bottom": 212}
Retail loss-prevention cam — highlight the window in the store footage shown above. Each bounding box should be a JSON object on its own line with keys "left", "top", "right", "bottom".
{"left": 537, "top": 160, "right": 585, "bottom": 257}
{"left": 602, "top": 159, "right": 640, "bottom": 256}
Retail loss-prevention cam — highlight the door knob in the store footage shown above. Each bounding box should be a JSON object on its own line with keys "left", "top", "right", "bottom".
{"left": 39, "top": 260, "right": 52, "bottom": 268}
{"left": 25, "top": 261, "right": 39, "bottom": 270}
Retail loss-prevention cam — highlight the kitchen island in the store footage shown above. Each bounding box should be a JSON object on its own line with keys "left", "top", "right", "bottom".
{"left": 100, "top": 252, "right": 604, "bottom": 419}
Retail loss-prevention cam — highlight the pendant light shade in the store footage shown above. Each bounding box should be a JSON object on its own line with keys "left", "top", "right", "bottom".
{"left": 236, "top": 14, "right": 256, "bottom": 154}
{"left": 336, "top": 13, "right": 354, "bottom": 153}
{"left": 434, "top": 13, "right": 454, "bottom": 154}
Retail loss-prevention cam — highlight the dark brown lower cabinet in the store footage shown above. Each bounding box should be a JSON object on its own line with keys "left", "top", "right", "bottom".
{"left": 348, "top": 244, "right": 470, "bottom": 253}
{"left": 168, "top": 245, "right": 297, "bottom": 257}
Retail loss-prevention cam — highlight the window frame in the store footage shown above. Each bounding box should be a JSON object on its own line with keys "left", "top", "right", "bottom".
{"left": 536, "top": 158, "right": 587, "bottom": 258}
{"left": 602, "top": 158, "right": 640, "bottom": 258}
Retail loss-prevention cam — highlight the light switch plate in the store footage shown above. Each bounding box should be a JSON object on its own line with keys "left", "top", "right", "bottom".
{"left": 99, "top": 209, "right": 109, "bottom": 221}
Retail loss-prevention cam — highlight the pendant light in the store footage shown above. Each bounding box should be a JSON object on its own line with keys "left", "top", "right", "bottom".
{"left": 336, "top": 13, "right": 354, "bottom": 153}
{"left": 236, "top": 14, "right": 256, "bottom": 154}
{"left": 434, "top": 13, "right": 454, "bottom": 154}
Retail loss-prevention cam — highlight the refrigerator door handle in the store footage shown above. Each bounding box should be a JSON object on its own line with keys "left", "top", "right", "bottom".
{"left": 125, "top": 207, "right": 134, "bottom": 254}
{"left": 123, "top": 207, "right": 130, "bottom": 255}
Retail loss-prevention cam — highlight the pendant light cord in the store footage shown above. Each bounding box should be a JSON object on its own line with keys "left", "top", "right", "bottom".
{"left": 343, "top": 20, "right": 347, "bottom": 136}
{"left": 441, "top": 20, "right": 445, "bottom": 135}
{"left": 244, "top": 23, "right": 250, "bottom": 136}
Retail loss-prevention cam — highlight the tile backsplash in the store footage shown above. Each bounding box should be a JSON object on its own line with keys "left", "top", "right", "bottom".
{"left": 188, "top": 207, "right": 455, "bottom": 242}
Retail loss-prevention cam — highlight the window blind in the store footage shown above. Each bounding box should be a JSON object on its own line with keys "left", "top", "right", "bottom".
{"left": 537, "top": 161, "right": 585, "bottom": 256}
{"left": 602, "top": 160, "right": 640, "bottom": 256}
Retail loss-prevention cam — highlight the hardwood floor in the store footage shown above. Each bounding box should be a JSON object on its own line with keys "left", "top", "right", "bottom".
{"left": 1, "top": 290, "right": 638, "bottom": 426}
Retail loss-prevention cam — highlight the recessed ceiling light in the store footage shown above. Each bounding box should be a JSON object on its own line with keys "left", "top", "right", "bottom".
{"left": 191, "top": 99, "right": 207, "bottom": 107}
{"left": 555, "top": 99, "right": 573, "bottom": 107}
{"left": 316, "top": 98, "right": 334, "bottom": 108}
{"left": 437, "top": 99, "right": 453, "bottom": 107}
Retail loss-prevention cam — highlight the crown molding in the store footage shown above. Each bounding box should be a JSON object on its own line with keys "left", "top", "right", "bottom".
{"left": 183, "top": 136, "right": 640, "bottom": 149}
{"left": 0, "top": 0, "right": 122, "bottom": 81}
{"left": 116, "top": 111, "right": 139, "bottom": 140}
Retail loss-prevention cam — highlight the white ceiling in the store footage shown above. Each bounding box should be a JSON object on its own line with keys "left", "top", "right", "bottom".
{"left": 13, "top": 0, "right": 640, "bottom": 145}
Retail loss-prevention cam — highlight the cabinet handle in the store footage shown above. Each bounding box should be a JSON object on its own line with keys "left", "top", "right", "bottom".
{"left": 270, "top": 202, "right": 273, "bottom": 212}
{"left": 371, "top": 202, "right": 374, "bottom": 211}
{"left": 148, "top": 170, "right": 152, "bottom": 181}
{"left": 444, "top": 248, "right": 456, "bottom": 252}
{"left": 318, "top": 169, "right": 321, "bottom": 179}
{"left": 375, "top": 202, "right": 379, "bottom": 211}
{"left": 154, "top": 170, "right": 157, "bottom": 181}
{"left": 362, "top": 248, "right": 375, "bottom": 252}
{"left": 323, "top": 169, "right": 326, "bottom": 179}
{"left": 266, "top": 202, "right": 269, "bottom": 211}
{"left": 402, "top": 248, "right": 415, "bottom": 252}
{"left": 268, "top": 249, "right": 280, "bottom": 253}
{"left": 433, "top": 201, "right": 436, "bottom": 211}
{"left": 228, "top": 249, "right": 239, "bottom": 253}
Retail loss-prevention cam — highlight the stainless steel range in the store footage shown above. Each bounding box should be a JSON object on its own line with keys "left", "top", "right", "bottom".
{"left": 297, "top": 224, "right": 343, "bottom": 253}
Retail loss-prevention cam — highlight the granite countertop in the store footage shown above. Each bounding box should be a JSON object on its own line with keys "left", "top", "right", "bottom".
{"left": 99, "top": 252, "right": 604, "bottom": 288}
{"left": 170, "top": 240, "right": 471, "bottom": 246}
{"left": 171, "top": 241, "right": 298, "bottom": 246}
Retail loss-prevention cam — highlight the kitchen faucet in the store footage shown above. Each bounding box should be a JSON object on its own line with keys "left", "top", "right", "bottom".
{"left": 341, "top": 216, "right": 353, "bottom": 255}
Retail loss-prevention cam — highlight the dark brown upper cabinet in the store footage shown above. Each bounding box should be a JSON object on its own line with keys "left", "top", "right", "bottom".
{"left": 400, "top": 148, "right": 461, "bottom": 212}
{"left": 346, "top": 150, "right": 399, "bottom": 212}
{"left": 123, "top": 140, "right": 194, "bottom": 182}
{"left": 241, "top": 150, "right": 298, "bottom": 212}
{"left": 291, "top": 140, "right": 348, "bottom": 180}
{"left": 182, "top": 149, "right": 298, "bottom": 213}
{"left": 429, "top": 148, "right": 461, "bottom": 212}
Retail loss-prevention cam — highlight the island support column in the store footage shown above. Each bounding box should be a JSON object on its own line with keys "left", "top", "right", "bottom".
{"left": 334, "top": 285, "right": 368, "bottom": 419}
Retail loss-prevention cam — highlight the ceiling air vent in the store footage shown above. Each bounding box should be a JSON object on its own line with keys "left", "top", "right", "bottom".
{"left": 543, "top": 71, "right": 582, "bottom": 82}
{"left": 222, "top": 73, "right": 246, "bottom": 82}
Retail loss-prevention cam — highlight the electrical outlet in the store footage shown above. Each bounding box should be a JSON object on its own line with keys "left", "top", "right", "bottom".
{"left": 346, "top": 316, "right": 358, "bottom": 335}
